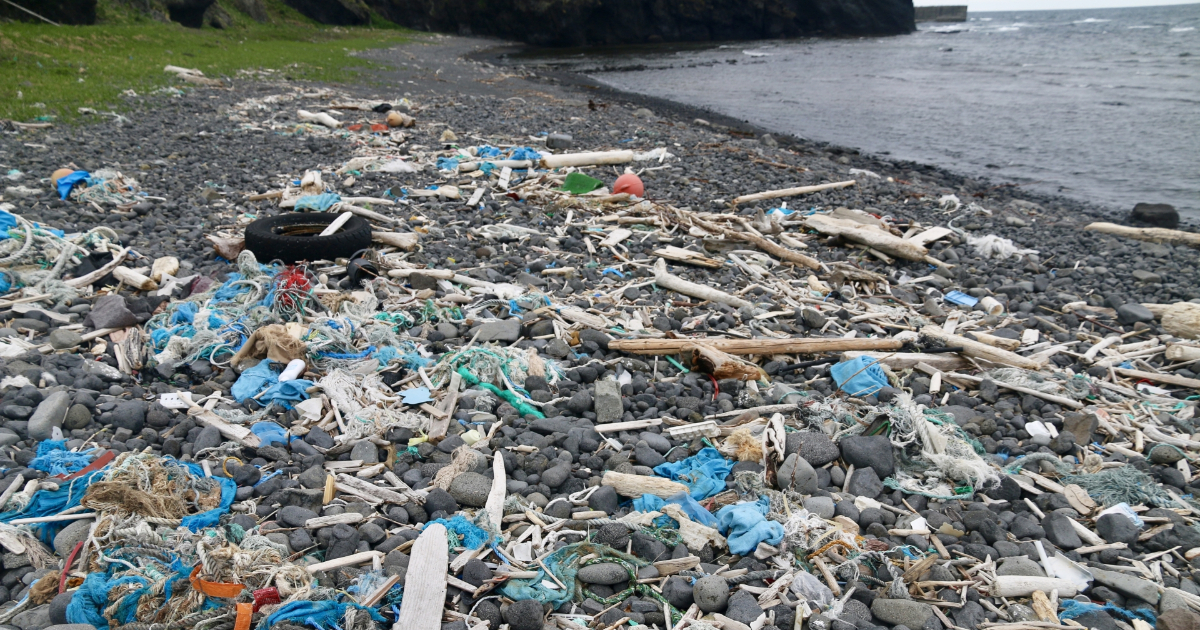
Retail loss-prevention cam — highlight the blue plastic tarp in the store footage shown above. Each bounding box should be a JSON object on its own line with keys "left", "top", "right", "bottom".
{"left": 294, "top": 192, "right": 340, "bottom": 211}
{"left": 67, "top": 573, "right": 149, "bottom": 630}
{"left": 632, "top": 491, "right": 719, "bottom": 529}
{"left": 56, "top": 171, "right": 89, "bottom": 200}
{"left": 250, "top": 422, "right": 288, "bottom": 447}
{"left": 0, "top": 209, "right": 16, "bottom": 240}
{"left": 0, "top": 470, "right": 104, "bottom": 543}
{"left": 652, "top": 448, "right": 733, "bottom": 500}
{"left": 830, "top": 355, "right": 889, "bottom": 397}
{"left": 715, "top": 496, "right": 785, "bottom": 556}
{"left": 178, "top": 461, "right": 236, "bottom": 532}
{"left": 231, "top": 360, "right": 312, "bottom": 409}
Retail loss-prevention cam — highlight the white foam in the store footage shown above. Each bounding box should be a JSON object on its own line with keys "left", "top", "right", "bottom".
{"left": 1170, "top": 27, "right": 1195, "bottom": 32}
{"left": 1073, "top": 18, "right": 1111, "bottom": 24}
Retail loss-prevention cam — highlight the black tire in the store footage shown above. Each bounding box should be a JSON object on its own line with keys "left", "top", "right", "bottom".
{"left": 244, "top": 213, "right": 372, "bottom": 264}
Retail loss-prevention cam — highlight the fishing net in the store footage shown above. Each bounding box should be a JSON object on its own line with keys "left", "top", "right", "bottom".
{"left": 317, "top": 370, "right": 427, "bottom": 440}
{"left": 884, "top": 393, "right": 997, "bottom": 500}
{"left": 1061, "top": 467, "right": 1181, "bottom": 509}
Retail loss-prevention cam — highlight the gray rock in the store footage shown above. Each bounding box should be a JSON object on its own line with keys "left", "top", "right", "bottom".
{"left": 1161, "top": 588, "right": 1193, "bottom": 613}
{"left": 845, "top": 466, "right": 884, "bottom": 498}
{"left": 29, "top": 391, "right": 71, "bottom": 441}
{"left": 278, "top": 505, "right": 318, "bottom": 528}
{"left": 1117, "top": 303, "right": 1155, "bottom": 325}
{"left": 594, "top": 380, "right": 623, "bottom": 424}
{"left": 777, "top": 453, "right": 818, "bottom": 494}
{"left": 43, "top": 625, "right": 93, "bottom": 630}
{"left": 1096, "top": 513, "right": 1139, "bottom": 545}
{"left": 424, "top": 488, "right": 458, "bottom": 515}
{"left": 1042, "top": 512, "right": 1082, "bottom": 550}
{"left": 588, "top": 486, "right": 619, "bottom": 514}
{"left": 12, "top": 605, "right": 49, "bottom": 630}
{"left": 63, "top": 404, "right": 91, "bottom": 431}
{"left": 1130, "top": 202, "right": 1179, "bottom": 228}
{"left": 1159, "top": 609, "right": 1200, "bottom": 630}
{"left": 474, "top": 319, "right": 520, "bottom": 343}
{"left": 663, "top": 576, "right": 694, "bottom": 610}
{"left": 1150, "top": 444, "right": 1186, "bottom": 465}
{"left": 693, "top": 575, "right": 729, "bottom": 613}
{"left": 298, "top": 466, "right": 327, "bottom": 490}
{"left": 996, "top": 556, "right": 1045, "bottom": 577}
{"left": 48, "top": 330, "right": 82, "bottom": 350}
{"left": 111, "top": 401, "right": 145, "bottom": 433}
{"left": 803, "top": 496, "right": 836, "bottom": 520}
{"left": 785, "top": 431, "right": 840, "bottom": 467}
{"left": 639, "top": 432, "right": 671, "bottom": 453}
{"left": 635, "top": 441, "right": 666, "bottom": 468}
{"left": 578, "top": 562, "right": 630, "bottom": 585}
{"left": 541, "top": 464, "right": 570, "bottom": 489}
{"left": 53, "top": 518, "right": 92, "bottom": 557}
{"left": 193, "top": 425, "right": 223, "bottom": 453}
{"left": 503, "top": 599, "right": 544, "bottom": 630}
{"left": 839, "top": 435, "right": 895, "bottom": 478}
{"left": 724, "top": 590, "right": 764, "bottom": 625}
{"left": 86, "top": 295, "right": 139, "bottom": 329}
{"left": 47, "top": 593, "right": 72, "bottom": 625}
{"left": 1091, "top": 566, "right": 1160, "bottom": 604}
{"left": 871, "top": 599, "right": 933, "bottom": 629}
{"left": 350, "top": 440, "right": 379, "bottom": 464}
{"left": 448, "top": 472, "right": 491, "bottom": 507}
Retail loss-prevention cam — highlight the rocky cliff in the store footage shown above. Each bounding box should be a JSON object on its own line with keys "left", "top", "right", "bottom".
{"left": 366, "top": 0, "right": 915, "bottom": 46}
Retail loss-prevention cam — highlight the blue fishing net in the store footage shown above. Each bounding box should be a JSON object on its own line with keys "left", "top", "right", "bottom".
{"left": 1059, "top": 599, "right": 1156, "bottom": 626}
{"left": 29, "top": 440, "right": 94, "bottom": 476}
{"left": 428, "top": 515, "right": 490, "bottom": 550}
{"left": 260, "top": 599, "right": 385, "bottom": 630}
{"left": 0, "top": 470, "right": 104, "bottom": 543}
{"left": 501, "top": 541, "right": 646, "bottom": 607}
{"left": 67, "top": 573, "right": 149, "bottom": 630}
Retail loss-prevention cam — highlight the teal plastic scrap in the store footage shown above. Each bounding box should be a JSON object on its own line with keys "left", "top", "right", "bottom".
{"left": 830, "top": 355, "right": 888, "bottom": 397}
{"left": 715, "top": 496, "right": 785, "bottom": 556}
{"left": 632, "top": 491, "right": 719, "bottom": 529}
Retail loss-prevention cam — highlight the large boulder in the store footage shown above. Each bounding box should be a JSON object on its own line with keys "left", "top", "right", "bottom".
{"left": 1129, "top": 203, "right": 1179, "bottom": 229}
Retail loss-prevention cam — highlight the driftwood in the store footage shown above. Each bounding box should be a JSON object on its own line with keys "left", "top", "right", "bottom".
{"left": 602, "top": 471, "right": 689, "bottom": 499}
{"left": 804, "top": 214, "right": 928, "bottom": 261}
{"left": 335, "top": 474, "right": 410, "bottom": 504}
{"left": 371, "top": 232, "right": 420, "bottom": 251}
{"left": 988, "top": 576, "right": 1080, "bottom": 598}
{"left": 683, "top": 214, "right": 819, "bottom": 269}
{"left": 112, "top": 267, "right": 158, "bottom": 291}
{"left": 297, "top": 110, "right": 340, "bottom": 129}
{"left": 732, "top": 180, "right": 856, "bottom": 206}
{"left": 684, "top": 343, "right": 767, "bottom": 381}
{"left": 920, "top": 325, "right": 1041, "bottom": 370}
{"left": 187, "top": 404, "right": 261, "bottom": 448}
{"left": 304, "top": 513, "right": 364, "bottom": 528}
{"left": 1145, "top": 302, "right": 1200, "bottom": 340}
{"left": 1113, "top": 367, "right": 1200, "bottom": 389}
{"left": 1166, "top": 344, "right": 1200, "bottom": 362}
{"left": 397, "top": 524, "right": 449, "bottom": 628}
{"left": 306, "top": 550, "right": 382, "bottom": 574}
{"left": 608, "top": 336, "right": 903, "bottom": 356}
{"left": 541, "top": 150, "right": 633, "bottom": 169}
{"left": 65, "top": 247, "right": 131, "bottom": 288}
{"left": 334, "top": 203, "right": 394, "bottom": 225}
{"left": 843, "top": 351, "right": 968, "bottom": 371}
{"left": 653, "top": 258, "right": 751, "bottom": 309}
{"left": 654, "top": 246, "right": 722, "bottom": 268}
{"left": 929, "top": 369, "right": 1083, "bottom": 410}
{"left": 1085, "top": 222, "right": 1200, "bottom": 248}
{"left": 594, "top": 419, "right": 663, "bottom": 434}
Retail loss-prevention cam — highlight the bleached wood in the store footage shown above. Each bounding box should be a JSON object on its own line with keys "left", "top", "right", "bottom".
{"left": 1085, "top": 222, "right": 1200, "bottom": 247}
{"left": 920, "top": 325, "right": 1041, "bottom": 370}
{"left": 541, "top": 150, "right": 633, "bottom": 169}
{"left": 397, "top": 524, "right": 449, "bottom": 630}
{"left": 609, "top": 336, "right": 902, "bottom": 356}
{"left": 602, "top": 471, "right": 689, "bottom": 499}
{"left": 804, "top": 214, "right": 928, "bottom": 261}
{"left": 653, "top": 258, "right": 751, "bottom": 308}
{"left": 732, "top": 180, "right": 856, "bottom": 205}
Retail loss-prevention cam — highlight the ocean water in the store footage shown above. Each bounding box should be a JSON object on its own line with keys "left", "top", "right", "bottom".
{"left": 522, "top": 3, "right": 1200, "bottom": 218}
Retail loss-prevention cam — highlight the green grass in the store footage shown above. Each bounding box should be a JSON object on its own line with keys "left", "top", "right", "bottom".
{"left": 0, "top": 3, "right": 410, "bottom": 123}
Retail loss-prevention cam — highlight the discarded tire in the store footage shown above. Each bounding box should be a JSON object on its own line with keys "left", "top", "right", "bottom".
{"left": 244, "top": 213, "right": 371, "bottom": 264}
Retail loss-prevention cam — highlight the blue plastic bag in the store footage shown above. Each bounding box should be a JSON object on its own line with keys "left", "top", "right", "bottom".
{"left": 294, "top": 192, "right": 340, "bottom": 211}
{"left": 56, "top": 171, "right": 89, "bottom": 200}
{"left": 632, "top": 491, "right": 719, "bottom": 528}
{"left": 715, "top": 496, "right": 785, "bottom": 556}
{"left": 652, "top": 448, "right": 733, "bottom": 500}
{"left": 830, "top": 355, "right": 888, "bottom": 397}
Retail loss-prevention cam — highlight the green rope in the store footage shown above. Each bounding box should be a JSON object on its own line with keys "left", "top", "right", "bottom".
{"left": 579, "top": 557, "right": 684, "bottom": 625}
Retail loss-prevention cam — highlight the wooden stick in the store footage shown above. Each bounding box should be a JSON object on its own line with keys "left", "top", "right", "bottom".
{"left": 929, "top": 370, "right": 1084, "bottom": 410}
{"left": 594, "top": 419, "right": 663, "bottom": 434}
{"left": 844, "top": 351, "right": 969, "bottom": 371}
{"left": 8, "top": 512, "right": 96, "bottom": 525}
{"left": 602, "top": 471, "right": 689, "bottom": 499}
{"left": 1113, "top": 367, "right": 1200, "bottom": 389}
{"left": 609, "top": 336, "right": 903, "bottom": 356}
{"left": 371, "top": 232, "right": 419, "bottom": 251}
{"left": 484, "top": 450, "right": 506, "bottom": 532}
{"left": 360, "top": 574, "right": 401, "bottom": 607}
{"left": 920, "top": 325, "right": 1042, "bottom": 370}
{"left": 187, "top": 404, "right": 261, "bottom": 447}
{"left": 653, "top": 258, "right": 751, "bottom": 308}
{"left": 733, "top": 180, "right": 856, "bottom": 206}
{"left": 306, "top": 550, "right": 383, "bottom": 573}
{"left": 804, "top": 214, "right": 928, "bottom": 261}
{"left": 0, "top": 475, "right": 23, "bottom": 511}
{"left": 65, "top": 247, "right": 130, "bottom": 288}
{"left": 297, "top": 110, "right": 340, "bottom": 129}
{"left": 1084, "top": 222, "right": 1200, "bottom": 248}
{"left": 304, "top": 513, "right": 364, "bottom": 528}
{"left": 686, "top": 215, "right": 819, "bottom": 269}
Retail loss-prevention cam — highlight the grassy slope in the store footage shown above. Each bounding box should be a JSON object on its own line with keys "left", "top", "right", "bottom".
{"left": 0, "top": 0, "right": 409, "bottom": 122}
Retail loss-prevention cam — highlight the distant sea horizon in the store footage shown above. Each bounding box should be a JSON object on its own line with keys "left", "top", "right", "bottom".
{"left": 523, "top": 3, "right": 1200, "bottom": 219}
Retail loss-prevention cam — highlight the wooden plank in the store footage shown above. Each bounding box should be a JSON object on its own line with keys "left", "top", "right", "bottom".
{"left": 602, "top": 471, "right": 689, "bottom": 499}
{"left": 484, "top": 452, "right": 506, "bottom": 532}
{"left": 427, "top": 371, "right": 459, "bottom": 441}
{"left": 907, "top": 226, "right": 953, "bottom": 247}
{"left": 1114, "top": 367, "right": 1200, "bottom": 390}
{"left": 594, "top": 419, "right": 662, "bottom": 434}
{"left": 398, "top": 523, "right": 449, "bottom": 630}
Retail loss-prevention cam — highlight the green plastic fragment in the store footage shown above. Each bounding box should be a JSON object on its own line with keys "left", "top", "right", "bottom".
{"left": 456, "top": 366, "right": 545, "bottom": 418}
{"left": 559, "top": 172, "right": 604, "bottom": 195}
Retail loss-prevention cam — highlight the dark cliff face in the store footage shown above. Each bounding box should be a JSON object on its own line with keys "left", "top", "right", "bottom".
{"left": 366, "top": 0, "right": 915, "bottom": 46}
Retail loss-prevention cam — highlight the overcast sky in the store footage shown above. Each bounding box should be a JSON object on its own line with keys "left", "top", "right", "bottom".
{"left": 914, "top": 0, "right": 1198, "bottom": 9}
